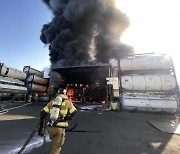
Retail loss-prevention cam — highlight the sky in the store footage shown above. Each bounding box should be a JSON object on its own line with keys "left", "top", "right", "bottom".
{"left": 0, "top": 0, "right": 180, "bottom": 82}
{"left": 116, "top": 0, "right": 180, "bottom": 82}
{"left": 0, "top": 0, "right": 51, "bottom": 72}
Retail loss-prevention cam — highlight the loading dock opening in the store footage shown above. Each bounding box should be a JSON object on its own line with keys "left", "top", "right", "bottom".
{"left": 50, "top": 64, "right": 111, "bottom": 104}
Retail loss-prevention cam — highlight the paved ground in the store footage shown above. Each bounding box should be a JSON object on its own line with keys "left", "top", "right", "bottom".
{"left": 0, "top": 101, "right": 180, "bottom": 154}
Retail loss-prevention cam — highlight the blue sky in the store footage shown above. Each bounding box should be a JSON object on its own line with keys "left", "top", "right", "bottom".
{"left": 0, "top": 0, "right": 52, "bottom": 71}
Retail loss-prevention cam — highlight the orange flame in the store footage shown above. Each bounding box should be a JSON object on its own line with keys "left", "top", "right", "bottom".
{"left": 102, "top": 100, "right": 106, "bottom": 104}
{"left": 67, "top": 88, "right": 74, "bottom": 102}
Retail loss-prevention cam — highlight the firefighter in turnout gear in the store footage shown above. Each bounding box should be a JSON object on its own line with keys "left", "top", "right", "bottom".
{"left": 38, "top": 88, "right": 77, "bottom": 154}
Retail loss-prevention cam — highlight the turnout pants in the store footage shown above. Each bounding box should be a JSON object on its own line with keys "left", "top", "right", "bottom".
{"left": 48, "top": 127, "right": 66, "bottom": 154}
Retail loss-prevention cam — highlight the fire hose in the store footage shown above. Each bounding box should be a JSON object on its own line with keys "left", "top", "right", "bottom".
{"left": 18, "top": 123, "right": 40, "bottom": 154}
{"left": 43, "top": 119, "right": 48, "bottom": 154}
{"left": 18, "top": 119, "right": 48, "bottom": 154}
{"left": 17, "top": 119, "right": 77, "bottom": 154}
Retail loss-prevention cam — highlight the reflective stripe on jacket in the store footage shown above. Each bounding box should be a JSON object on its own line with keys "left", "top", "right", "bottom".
{"left": 43, "top": 98, "right": 77, "bottom": 128}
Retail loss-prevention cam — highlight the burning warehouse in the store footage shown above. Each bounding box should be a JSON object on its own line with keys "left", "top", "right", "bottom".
{"left": 40, "top": 0, "right": 180, "bottom": 112}
{"left": 50, "top": 64, "right": 112, "bottom": 104}
{"left": 40, "top": 0, "right": 133, "bottom": 105}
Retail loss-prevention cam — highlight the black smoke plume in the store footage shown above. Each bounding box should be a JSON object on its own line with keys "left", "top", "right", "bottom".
{"left": 41, "top": 0, "right": 134, "bottom": 66}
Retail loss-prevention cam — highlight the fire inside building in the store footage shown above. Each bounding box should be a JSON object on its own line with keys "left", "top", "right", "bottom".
{"left": 48, "top": 53, "right": 180, "bottom": 113}
{"left": 1, "top": 53, "right": 180, "bottom": 112}
{"left": 49, "top": 64, "right": 113, "bottom": 104}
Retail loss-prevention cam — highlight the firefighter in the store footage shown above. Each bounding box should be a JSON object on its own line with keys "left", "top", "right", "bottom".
{"left": 27, "top": 94, "right": 32, "bottom": 103}
{"left": 34, "top": 93, "right": 39, "bottom": 104}
{"left": 38, "top": 88, "right": 77, "bottom": 154}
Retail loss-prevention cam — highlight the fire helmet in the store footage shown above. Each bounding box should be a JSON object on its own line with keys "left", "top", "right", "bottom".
{"left": 58, "top": 88, "right": 67, "bottom": 94}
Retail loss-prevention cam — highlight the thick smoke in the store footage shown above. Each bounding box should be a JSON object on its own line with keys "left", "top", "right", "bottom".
{"left": 41, "top": 0, "right": 134, "bottom": 66}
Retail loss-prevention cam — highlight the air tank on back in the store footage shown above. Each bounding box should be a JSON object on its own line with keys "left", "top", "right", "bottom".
{"left": 121, "top": 74, "right": 176, "bottom": 91}
{"left": 0, "top": 63, "right": 26, "bottom": 80}
{"left": 23, "top": 66, "right": 44, "bottom": 78}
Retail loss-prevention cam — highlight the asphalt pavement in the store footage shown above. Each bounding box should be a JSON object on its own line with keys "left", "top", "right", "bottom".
{"left": 0, "top": 101, "right": 180, "bottom": 154}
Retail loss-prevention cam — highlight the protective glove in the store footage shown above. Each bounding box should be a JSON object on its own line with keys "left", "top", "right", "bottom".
{"left": 64, "top": 114, "right": 72, "bottom": 120}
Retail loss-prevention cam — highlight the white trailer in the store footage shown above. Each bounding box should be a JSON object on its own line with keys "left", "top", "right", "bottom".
{"left": 0, "top": 63, "right": 26, "bottom": 80}
{"left": 118, "top": 53, "right": 180, "bottom": 112}
{"left": 27, "top": 74, "right": 48, "bottom": 85}
{"left": 23, "top": 66, "right": 44, "bottom": 78}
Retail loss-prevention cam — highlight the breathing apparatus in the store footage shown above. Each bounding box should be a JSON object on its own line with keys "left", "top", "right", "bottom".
{"left": 50, "top": 95, "right": 62, "bottom": 121}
